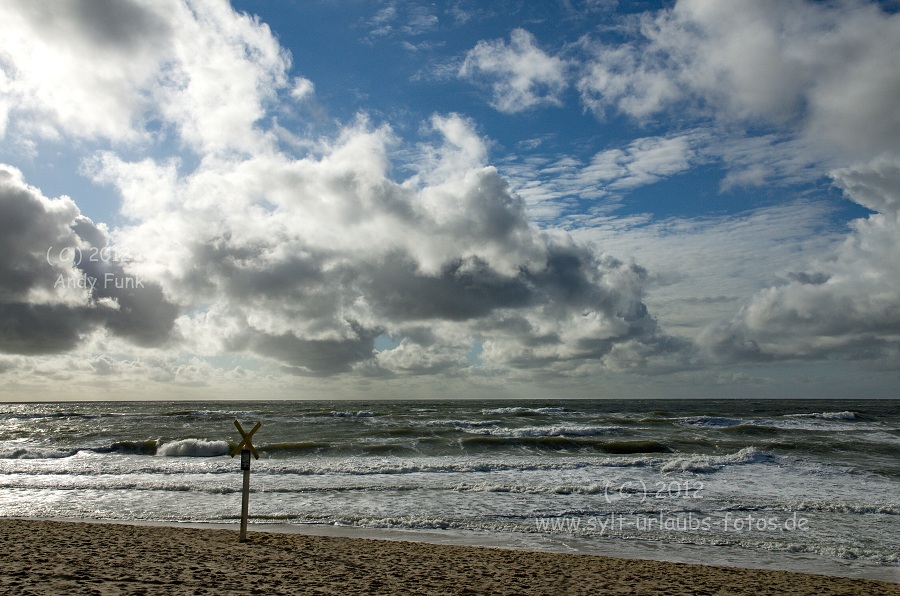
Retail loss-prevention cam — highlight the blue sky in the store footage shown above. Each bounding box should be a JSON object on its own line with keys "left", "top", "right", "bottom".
{"left": 0, "top": 0, "right": 898, "bottom": 400}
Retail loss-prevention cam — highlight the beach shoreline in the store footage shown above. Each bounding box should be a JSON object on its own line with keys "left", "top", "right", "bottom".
{"left": 1, "top": 518, "right": 897, "bottom": 595}
{"left": 21, "top": 515, "right": 900, "bottom": 584}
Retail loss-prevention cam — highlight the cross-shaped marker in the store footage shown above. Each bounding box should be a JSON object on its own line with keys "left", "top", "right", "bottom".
{"left": 231, "top": 420, "right": 261, "bottom": 459}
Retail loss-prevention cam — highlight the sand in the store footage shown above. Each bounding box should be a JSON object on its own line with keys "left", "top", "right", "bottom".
{"left": 0, "top": 519, "right": 897, "bottom": 595}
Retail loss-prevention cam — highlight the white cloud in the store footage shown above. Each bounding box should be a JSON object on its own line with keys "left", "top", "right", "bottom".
{"left": 569, "top": 199, "right": 846, "bottom": 339}
{"left": 577, "top": 0, "right": 900, "bottom": 162}
{"left": 566, "top": 0, "right": 900, "bottom": 367}
{"left": 365, "top": 2, "right": 438, "bottom": 39}
{"left": 290, "top": 76, "right": 315, "bottom": 102}
{"left": 149, "top": 0, "right": 291, "bottom": 155}
{"left": 700, "top": 157, "right": 900, "bottom": 362}
{"left": 832, "top": 156, "right": 900, "bottom": 217}
{"left": 563, "top": 0, "right": 900, "bottom": 321}
{"left": 0, "top": 0, "right": 291, "bottom": 154}
{"left": 368, "top": 3, "right": 398, "bottom": 36}
{"left": 501, "top": 134, "right": 697, "bottom": 224}
{"left": 402, "top": 6, "right": 439, "bottom": 36}
{"left": 459, "top": 28, "right": 568, "bottom": 113}
{"left": 582, "top": 135, "right": 695, "bottom": 190}
{"left": 76, "top": 106, "right": 678, "bottom": 377}
{"left": 714, "top": 134, "right": 822, "bottom": 191}
{"left": 577, "top": 43, "right": 681, "bottom": 119}
{"left": 0, "top": 0, "right": 172, "bottom": 143}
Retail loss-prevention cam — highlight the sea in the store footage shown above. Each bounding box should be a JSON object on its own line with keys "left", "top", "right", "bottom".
{"left": 1, "top": 399, "right": 898, "bottom": 582}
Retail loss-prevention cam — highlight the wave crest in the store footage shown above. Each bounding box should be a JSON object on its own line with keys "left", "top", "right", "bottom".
{"left": 661, "top": 446, "right": 772, "bottom": 473}
{"left": 156, "top": 439, "right": 229, "bottom": 457}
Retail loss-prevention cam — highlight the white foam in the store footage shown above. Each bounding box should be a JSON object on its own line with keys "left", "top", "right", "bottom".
{"left": 0, "top": 447, "right": 77, "bottom": 459}
{"left": 260, "top": 456, "right": 605, "bottom": 477}
{"left": 452, "top": 482, "right": 608, "bottom": 495}
{"left": 464, "top": 425, "right": 621, "bottom": 438}
{"left": 480, "top": 407, "right": 569, "bottom": 415}
{"left": 425, "top": 419, "right": 502, "bottom": 428}
{"left": 786, "top": 411, "right": 857, "bottom": 420}
{"left": 792, "top": 501, "right": 900, "bottom": 515}
{"left": 661, "top": 447, "right": 771, "bottom": 473}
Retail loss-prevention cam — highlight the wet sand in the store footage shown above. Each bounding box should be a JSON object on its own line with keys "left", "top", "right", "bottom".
{"left": 1, "top": 519, "right": 897, "bottom": 595}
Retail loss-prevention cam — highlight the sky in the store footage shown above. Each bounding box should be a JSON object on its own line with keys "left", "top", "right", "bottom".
{"left": 0, "top": 0, "right": 898, "bottom": 401}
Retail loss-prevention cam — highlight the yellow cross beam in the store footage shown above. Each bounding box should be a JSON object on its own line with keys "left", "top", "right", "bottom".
{"left": 231, "top": 420, "right": 261, "bottom": 459}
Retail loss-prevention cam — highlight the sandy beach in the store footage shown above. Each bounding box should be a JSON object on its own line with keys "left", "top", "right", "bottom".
{"left": 0, "top": 519, "right": 896, "bottom": 595}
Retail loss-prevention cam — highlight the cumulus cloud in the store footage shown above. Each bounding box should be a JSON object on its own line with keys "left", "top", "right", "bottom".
{"left": 0, "top": 0, "right": 171, "bottom": 142}
{"left": 459, "top": 29, "right": 568, "bottom": 113}
{"left": 577, "top": 0, "right": 900, "bottom": 161}
{"left": 0, "top": 0, "right": 289, "bottom": 153}
{"left": 569, "top": 198, "right": 848, "bottom": 340}
{"left": 700, "top": 157, "right": 900, "bottom": 363}
{"left": 465, "top": 1, "right": 898, "bottom": 196}
{"left": 86, "top": 111, "right": 675, "bottom": 377}
{"left": 521, "top": 0, "right": 900, "bottom": 368}
{"left": 0, "top": 1, "right": 691, "bottom": 382}
{"left": 290, "top": 76, "right": 315, "bottom": 102}
{"left": 567, "top": 0, "right": 900, "bottom": 365}
{"left": 0, "top": 165, "right": 178, "bottom": 354}
{"left": 455, "top": 0, "right": 900, "bottom": 373}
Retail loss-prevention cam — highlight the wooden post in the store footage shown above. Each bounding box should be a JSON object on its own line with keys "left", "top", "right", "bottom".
{"left": 231, "top": 420, "right": 261, "bottom": 542}
{"left": 239, "top": 449, "right": 251, "bottom": 542}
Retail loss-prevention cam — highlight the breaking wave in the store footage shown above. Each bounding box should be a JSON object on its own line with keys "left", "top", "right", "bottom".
{"left": 0, "top": 447, "right": 79, "bottom": 459}
{"left": 661, "top": 447, "right": 773, "bottom": 473}
{"left": 480, "top": 407, "right": 570, "bottom": 416}
{"left": 463, "top": 424, "right": 623, "bottom": 438}
{"left": 786, "top": 411, "right": 858, "bottom": 421}
{"left": 156, "top": 439, "right": 230, "bottom": 457}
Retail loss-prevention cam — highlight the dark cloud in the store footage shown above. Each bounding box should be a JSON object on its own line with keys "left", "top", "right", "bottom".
{"left": 786, "top": 272, "right": 831, "bottom": 285}
{"left": 15, "top": 0, "right": 171, "bottom": 52}
{"left": 0, "top": 166, "right": 179, "bottom": 354}
{"left": 176, "top": 235, "right": 669, "bottom": 375}
{"left": 0, "top": 303, "right": 95, "bottom": 355}
{"left": 255, "top": 326, "right": 379, "bottom": 377}
{"left": 361, "top": 254, "right": 532, "bottom": 322}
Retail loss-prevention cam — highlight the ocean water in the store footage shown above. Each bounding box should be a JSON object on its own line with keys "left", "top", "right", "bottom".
{"left": 1, "top": 399, "right": 898, "bottom": 582}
